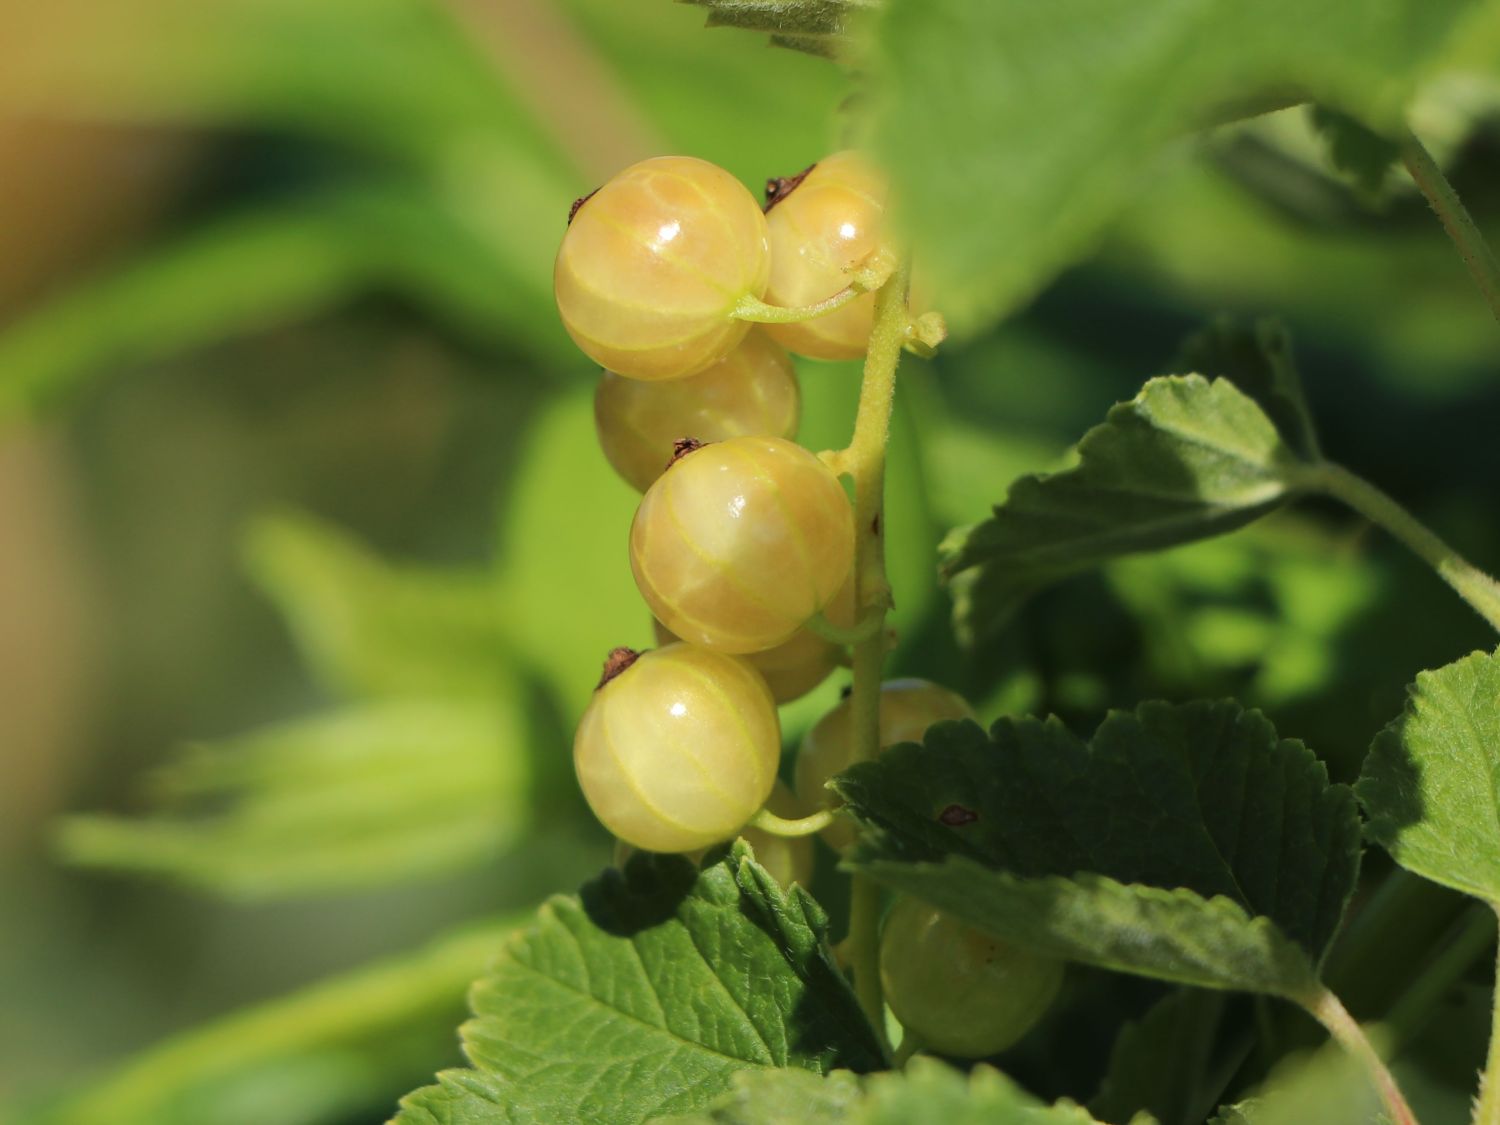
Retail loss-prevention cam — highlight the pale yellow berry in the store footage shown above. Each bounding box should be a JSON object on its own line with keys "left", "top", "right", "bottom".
{"left": 795, "top": 679, "right": 975, "bottom": 849}
{"left": 574, "top": 644, "right": 779, "bottom": 853}
{"left": 595, "top": 331, "right": 800, "bottom": 493}
{"left": 630, "top": 436, "right": 854, "bottom": 655}
{"left": 763, "top": 151, "right": 887, "bottom": 361}
{"left": 555, "top": 156, "right": 771, "bottom": 381}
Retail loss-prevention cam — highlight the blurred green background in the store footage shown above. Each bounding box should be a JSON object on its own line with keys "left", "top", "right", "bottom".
{"left": 1, "top": 1, "right": 1497, "bottom": 1122}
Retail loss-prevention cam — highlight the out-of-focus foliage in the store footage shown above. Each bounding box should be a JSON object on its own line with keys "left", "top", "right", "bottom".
{"left": 3, "top": 0, "right": 1500, "bottom": 1120}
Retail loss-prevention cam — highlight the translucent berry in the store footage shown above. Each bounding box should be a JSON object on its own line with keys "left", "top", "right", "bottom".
{"left": 574, "top": 644, "right": 779, "bottom": 853}
{"left": 880, "top": 897, "right": 1063, "bottom": 1058}
{"left": 795, "top": 678, "right": 974, "bottom": 849}
{"left": 595, "top": 331, "right": 800, "bottom": 493}
{"left": 763, "top": 151, "right": 888, "bottom": 361}
{"left": 631, "top": 436, "right": 854, "bottom": 654}
{"left": 652, "top": 573, "right": 851, "bottom": 703}
{"left": 555, "top": 156, "right": 770, "bottom": 381}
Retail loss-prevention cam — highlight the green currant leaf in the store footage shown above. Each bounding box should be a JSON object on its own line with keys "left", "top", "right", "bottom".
{"left": 246, "top": 511, "right": 512, "bottom": 700}
{"left": 1169, "top": 319, "right": 1320, "bottom": 463}
{"left": 679, "top": 0, "right": 875, "bottom": 60}
{"left": 1208, "top": 1038, "right": 1379, "bottom": 1125}
{"left": 48, "top": 916, "right": 526, "bottom": 1125}
{"left": 834, "top": 700, "right": 1360, "bottom": 998}
{"left": 393, "top": 846, "right": 885, "bottom": 1125}
{"left": 656, "top": 1059, "right": 1125, "bottom": 1125}
{"left": 870, "top": 0, "right": 1490, "bottom": 333}
{"left": 55, "top": 699, "right": 532, "bottom": 898}
{"left": 941, "top": 374, "right": 1314, "bottom": 643}
{"left": 1090, "top": 989, "right": 1234, "bottom": 1125}
{"left": 1357, "top": 648, "right": 1500, "bottom": 904}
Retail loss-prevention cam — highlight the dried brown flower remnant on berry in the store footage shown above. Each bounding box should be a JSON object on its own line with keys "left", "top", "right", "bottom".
{"left": 596, "top": 646, "right": 639, "bottom": 689}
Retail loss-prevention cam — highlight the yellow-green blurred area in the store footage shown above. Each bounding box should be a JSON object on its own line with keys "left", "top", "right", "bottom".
{"left": 0, "top": 1, "right": 1497, "bottom": 1122}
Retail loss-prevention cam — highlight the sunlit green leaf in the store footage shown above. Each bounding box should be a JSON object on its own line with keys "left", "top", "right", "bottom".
{"left": 393, "top": 847, "right": 884, "bottom": 1125}
{"left": 835, "top": 701, "right": 1360, "bottom": 997}
{"left": 57, "top": 699, "right": 531, "bottom": 897}
{"left": 871, "top": 0, "right": 1485, "bottom": 333}
{"left": 942, "top": 375, "right": 1313, "bottom": 643}
{"left": 1357, "top": 648, "right": 1500, "bottom": 904}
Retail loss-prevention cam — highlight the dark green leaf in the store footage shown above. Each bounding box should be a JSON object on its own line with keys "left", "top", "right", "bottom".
{"left": 1308, "top": 106, "right": 1402, "bottom": 205}
{"left": 393, "top": 847, "right": 884, "bottom": 1125}
{"left": 1357, "top": 648, "right": 1500, "bottom": 904}
{"left": 56, "top": 699, "right": 531, "bottom": 898}
{"left": 941, "top": 376, "right": 1313, "bottom": 642}
{"left": 1090, "top": 989, "right": 1232, "bottom": 1125}
{"left": 835, "top": 700, "right": 1360, "bottom": 997}
{"left": 871, "top": 0, "right": 1482, "bottom": 333}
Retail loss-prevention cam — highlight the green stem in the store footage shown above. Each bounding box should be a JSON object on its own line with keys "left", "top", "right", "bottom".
{"left": 732, "top": 285, "right": 865, "bottom": 325}
{"left": 1398, "top": 129, "right": 1500, "bottom": 324}
{"left": 1303, "top": 987, "right": 1420, "bottom": 1125}
{"left": 837, "top": 258, "right": 912, "bottom": 1056}
{"left": 1301, "top": 461, "right": 1500, "bottom": 633}
{"left": 1474, "top": 905, "right": 1500, "bottom": 1125}
{"left": 892, "top": 1031, "right": 924, "bottom": 1068}
{"left": 748, "top": 806, "right": 835, "bottom": 838}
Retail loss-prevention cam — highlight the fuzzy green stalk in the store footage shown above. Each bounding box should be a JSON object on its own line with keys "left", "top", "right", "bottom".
{"left": 838, "top": 258, "right": 911, "bottom": 1055}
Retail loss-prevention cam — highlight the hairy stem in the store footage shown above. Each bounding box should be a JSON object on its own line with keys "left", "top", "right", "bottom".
{"left": 839, "top": 258, "right": 911, "bottom": 1053}
{"left": 1304, "top": 987, "right": 1419, "bottom": 1125}
{"left": 1302, "top": 461, "right": 1500, "bottom": 633}
{"left": 1474, "top": 906, "right": 1500, "bottom": 1125}
{"left": 1399, "top": 129, "right": 1500, "bottom": 324}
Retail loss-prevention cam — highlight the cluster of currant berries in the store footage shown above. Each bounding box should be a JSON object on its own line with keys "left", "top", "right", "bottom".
{"left": 555, "top": 152, "right": 1061, "bottom": 1057}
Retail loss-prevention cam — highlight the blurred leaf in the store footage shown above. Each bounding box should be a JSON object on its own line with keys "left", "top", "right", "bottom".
{"left": 858, "top": 1060, "right": 1114, "bottom": 1125}
{"left": 393, "top": 846, "right": 884, "bottom": 1125}
{"left": 1308, "top": 106, "right": 1402, "bottom": 205}
{"left": 57, "top": 698, "right": 531, "bottom": 898}
{"left": 0, "top": 185, "right": 571, "bottom": 417}
{"left": 941, "top": 376, "right": 1313, "bottom": 643}
{"left": 46, "top": 916, "right": 524, "bottom": 1125}
{"left": 1090, "top": 989, "right": 1229, "bottom": 1125}
{"left": 246, "top": 511, "right": 510, "bottom": 700}
{"left": 492, "top": 388, "right": 654, "bottom": 718}
{"left": 0, "top": 0, "right": 541, "bottom": 168}
{"left": 1357, "top": 648, "right": 1500, "bottom": 903}
{"left": 835, "top": 701, "right": 1360, "bottom": 997}
{"left": 871, "top": 0, "right": 1483, "bottom": 334}
{"left": 680, "top": 0, "right": 874, "bottom": 60}
{"left": 663, "top": 1059, "right": 1122, "bottom": 1125}
{"left": 657, "top": 1068, "right": 864, "bottom": 1124}
{"left": 1209, "top": 1039, "right": 1380, "bottom": 1125}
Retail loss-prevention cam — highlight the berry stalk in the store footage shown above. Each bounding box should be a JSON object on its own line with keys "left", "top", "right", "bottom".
{"left": 841, "top": 256, "right": 911, "bottom": 1051}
